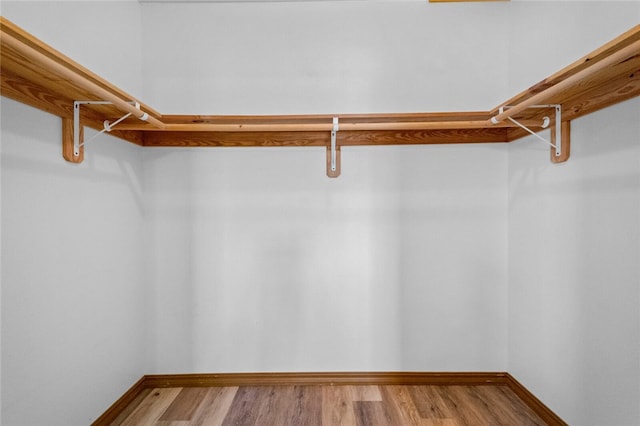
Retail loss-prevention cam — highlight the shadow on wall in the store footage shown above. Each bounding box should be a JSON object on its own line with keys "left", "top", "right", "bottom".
{"left": 508, "top": 98, "right": 640, "bottom": 211}
{"left": 1, "top": 127, "right": 146, "bottom": 216}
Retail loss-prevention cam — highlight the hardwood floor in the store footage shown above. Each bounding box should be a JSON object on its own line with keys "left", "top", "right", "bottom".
{"left": 112, "top": 384, "right": 547, "bottom": 425}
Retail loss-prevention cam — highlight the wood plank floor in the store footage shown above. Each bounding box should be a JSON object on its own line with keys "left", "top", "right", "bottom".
{"left": 112, "top": 384, "right": 547, "bottom": 426}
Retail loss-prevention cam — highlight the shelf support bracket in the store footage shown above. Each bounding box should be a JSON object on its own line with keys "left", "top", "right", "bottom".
{"left": 64, "top": 100, "right": 146, "bottom": 163}
{"left": 551, "top": 119, "right": 571, "bottom": 164}
{"left": 62, "top": 116, "right": 83, "bottom": 163}
{"left": 495, "top": 104, "right": 569, "bottom": 163}
{"left": 327, "top": 117, "right": 341, "bottom": 178}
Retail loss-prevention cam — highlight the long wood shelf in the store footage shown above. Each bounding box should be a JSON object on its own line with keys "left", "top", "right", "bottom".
{"left": 1, "top": 16, "right": 639, "bottom": 171}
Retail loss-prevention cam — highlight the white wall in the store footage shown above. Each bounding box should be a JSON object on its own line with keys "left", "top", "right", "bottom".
{"left": 507, "top": 3, "right": 640, "bottom": 425}
{"left": 508, "top": 98, "right": 640, "bottom": 426}
{"left": 141, "top": 0, "right": 510, "bottom": 374}
{"left": 145, "top": 144, "right": 508, "bottom": 373}
{"left": 1, "top": 2, "right": 147, "bottom": 425}
{"left": 1, "top": 1, "right": 639, "bottom": 425}
{"left": 141, "top": 1, "right": 510, "bottom": 114}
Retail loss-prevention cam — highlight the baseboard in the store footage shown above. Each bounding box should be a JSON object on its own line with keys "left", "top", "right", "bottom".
{"left": 92, "top": 376, "right": 149, "bottom": 426}
{"left": 143, "top": 371, "right": 509, "bottom": 388}
{"left": 505, "top": 373, "right": 568, "bottom": 426}
{"left": 93, "top": 371, "right": 567, "bottom": 425}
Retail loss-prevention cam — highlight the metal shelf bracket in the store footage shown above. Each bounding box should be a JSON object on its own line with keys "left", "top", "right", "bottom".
{"left": 497, "top": 104, "right": 562, "bottom": 158}
{"left": 326, "top": 117, "right": 341, "bottom": 178}
{"left": 72, "top": 100, "right": 146, "bottom": 158}
{"left": 331, "top": 117, "right": 339, "bottom": 172}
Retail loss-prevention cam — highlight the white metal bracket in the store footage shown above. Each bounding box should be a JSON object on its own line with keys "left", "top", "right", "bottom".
{"left": 73, "top": 100, "right": 146, "bottom": 157}
{"left": 325, "top": 117, "right": 341, "bottom": 178}
{"left": 497, "top": 104, "right": 562, "bottom": 157}
{"left": 330, "top": 117, "right": 339, "bottom": 172}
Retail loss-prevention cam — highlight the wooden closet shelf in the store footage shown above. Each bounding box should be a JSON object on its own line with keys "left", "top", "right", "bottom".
{"left": 1, "top": 17, "right": 639, "bottom": 160}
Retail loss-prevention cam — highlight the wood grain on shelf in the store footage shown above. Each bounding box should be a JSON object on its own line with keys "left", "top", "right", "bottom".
{"left": 1, "top": 17, "right": 638, "bottom": 156}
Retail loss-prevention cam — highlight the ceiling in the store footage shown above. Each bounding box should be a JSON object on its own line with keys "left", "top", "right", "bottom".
{"left": 138, "top": 0, "right": 376, "bottom": 3}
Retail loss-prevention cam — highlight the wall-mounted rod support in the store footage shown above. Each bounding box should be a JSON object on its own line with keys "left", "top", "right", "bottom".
{"left": 73, "top": 101, "right": 144, "bottom": 157}
{"left": 553, "top": 105, "right": 562, "bottom": 157}
{"left": 326, "top": 117, "right": 341, "bottom": 178}
{"left": 73, "top": 102, "right": 81, "bottom": 157}
{"left": 496, "top": 105, "right": 562, "bottom": 156}
{"left": 331, "top": 117, "right": 339, "bottom": 172}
